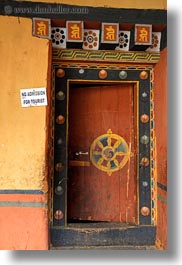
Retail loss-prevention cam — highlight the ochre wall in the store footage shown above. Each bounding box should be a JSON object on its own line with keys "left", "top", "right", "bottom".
{"left": 154, "top": 48, "right": 167, "bottom": 249}
{"left": 0, "top": 16, "right": 49, "bottom": 250}
{"left": 0, "top": 16, "right": 49, "bottom": 191}
{"left": 23, "top": 0, "right": 167, "bottom": 9}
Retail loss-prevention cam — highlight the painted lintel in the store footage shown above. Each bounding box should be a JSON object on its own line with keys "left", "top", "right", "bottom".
{"left": 52, "top": 49, "right": 160, "bottom": 64}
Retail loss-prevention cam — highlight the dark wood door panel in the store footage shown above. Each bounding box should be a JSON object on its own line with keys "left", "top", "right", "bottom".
{"left": 68, "top": 84, "right": 137, "bottom": 223}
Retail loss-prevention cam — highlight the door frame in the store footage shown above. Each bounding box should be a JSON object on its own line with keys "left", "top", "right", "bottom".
{"left": 50, "top": 49, "right": 157, "bottom": 248}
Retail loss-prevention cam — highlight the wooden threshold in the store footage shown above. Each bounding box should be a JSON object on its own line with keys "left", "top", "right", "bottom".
{"left": 50, "top": 245, "right": 158, "bottom": 250}
{"left": 51, "top": 224, "right": 156, "bottom": 248}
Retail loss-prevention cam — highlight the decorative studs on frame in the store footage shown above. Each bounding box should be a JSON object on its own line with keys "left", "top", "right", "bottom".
{"left": 140, "top": 157, "right": 149, "bottom": 167}
{"left": 142, "top": 181, "right": 148, "bottom": 187}
{"left": 57, "top": 138, "right": 63, "bottom": 145}
{"left": 79, "top": 68, "right": 85, "bottom": 74}
{"left": 56, "top": 91, "right": 65, "bottom": 101}
{"left": 141, "top": 91, "right": 149, "bottom": 102}
{"left": 56, "top": 115, "right": 65, "bottom": 124}
{"left": 119, "top": 70, "right": 127, "bottom": 79}
{"left": 141, "top": 206, "right": 150, "bottom": 216}
{"left": 55, "top": 163, "right": 64, "bottom": 172}
{"left": 55, "top": 185, "right": 64, "bottom": 196}
{"left": 54, "top": 210, "right": 64, "bottom": 220}
{"left": 139, "top": 71, "right": 148, "bottom": 80}
{"left": 98, "top": 69, "right": 108, "bottom": 79}
{"left": 140, "top": 135, "right": 149, "bottom": 145}
{"left": 140, "top": 114, "right": 149, "bottom": 123}
{"left": 56, "top": 68, "right": 65, "bottom": 78}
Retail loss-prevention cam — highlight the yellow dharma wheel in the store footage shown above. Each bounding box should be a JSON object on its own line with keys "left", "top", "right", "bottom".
{"left": 90, "top": 129, "right": 133, "bottom": 176}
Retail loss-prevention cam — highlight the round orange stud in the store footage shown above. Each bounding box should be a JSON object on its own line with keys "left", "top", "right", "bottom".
{"left": 141, "top": 206, "right": 150, "bottom": 216}
{"left": 55, "top": 163, "right": 63, "bottom": 171}
{"left": 140, "top": 114, "right": 149, "bottom": 123}
{"left": 98, "top": 69, "right": 108, "bottom": 79}
{"left": 54, "top": 210, "right": 64, "bottom": 220}
{"left": 56, "top": 68, "right": 65, "bottom": 78}
{"left": 56, "top": 115, "right": 65, "bottom": 124}
{"left": 140, "top": 157, "right": 149, "bottom": 166}
{"left": 140, "top": 71, "right": 148, "bottom": 80}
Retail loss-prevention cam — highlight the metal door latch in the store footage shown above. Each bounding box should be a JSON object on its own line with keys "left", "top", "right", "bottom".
{"left": 74, "top": 151, "right": 88, "bottom": 156}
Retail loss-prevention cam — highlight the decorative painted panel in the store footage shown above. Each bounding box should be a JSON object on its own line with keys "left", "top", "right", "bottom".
{"left": 82, "top": 29, "right": 100, "bottom": 50}
{"left": 134, "top": 24, "right": 152, "bottom": 45}
{"left": 32, "top": 18, "right": 51, "bottom": 39}
{"left": 51, "top": 27, "right": 67, "bottom": 48}
{"left": 52, "top": 49, "right": 160, "bottom": 63}
{"left": 101, "top": 23, "right": 119, "bottom": 43}
{"left": 115, "top": 31, "right": 131, "bottom": 51}
{"left": 147, "top": 32, "right": 162, "bottom": 52}
{"left": 66, "top": 21, "right": 84, "bottom": 42}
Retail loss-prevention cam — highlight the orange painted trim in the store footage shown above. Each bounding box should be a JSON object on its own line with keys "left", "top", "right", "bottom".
{"left": 0, "top": 193, "right": 47, "bottom": 203}
{"left": 0, "top": 207, "right": 48, "bottom": 250}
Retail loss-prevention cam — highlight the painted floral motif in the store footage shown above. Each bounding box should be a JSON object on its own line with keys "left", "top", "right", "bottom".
{"left": 82, "top": 30, "right": 99, "bottom": 50}
{"left": 51, "top": 27, "right": 66, "bottom": 48}
{"left": 147, "top": 32, "right": 161, "bottom": 52}
{"left": 115, "top": 31, "right": 130, "bottom": 51}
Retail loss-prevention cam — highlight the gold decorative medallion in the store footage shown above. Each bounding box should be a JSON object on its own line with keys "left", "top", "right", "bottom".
{"left": 90, "top": 129, "right": 133, "bottom": 176}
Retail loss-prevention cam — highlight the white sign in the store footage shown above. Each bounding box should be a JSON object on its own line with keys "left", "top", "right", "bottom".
{"left": 20, "top": 87, "right": 47, "bottom": 107}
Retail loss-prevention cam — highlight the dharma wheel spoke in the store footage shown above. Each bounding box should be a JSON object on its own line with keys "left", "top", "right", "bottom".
{"left": 113, "top": 159, "right": 119, "bottom": 167}
{"left": 107, "top": 136, "right": 112, "bottom": 147}
{"left": 107, "top": 161, "right": 111, "bottom": 170}
{"left": 93, "top": 151, "right": 102, "bottom": 155}
{"left": 97, "top": 140, "right": 104, "bottom": 149}
{"left": 117, "top": 151, "right": 126, "bottom": 156}
{"left": 98, "top": 157, "right": 104, "bottom": 165}
{"left": 113, "top": 139, "right": 121, "bottom": 149}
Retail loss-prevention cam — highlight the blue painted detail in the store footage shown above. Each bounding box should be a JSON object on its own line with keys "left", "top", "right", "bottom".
{"left": 115, "top": 142, "right": 127, "bottom": 153}
{"left": 100, "top": 136, "right": 108, "bottom": 147}
{"left": 92, "top": 154, "right": 102, "bottom": 163}
{"left": 0, "top": 201, "right": 47, "bottom": 208}
{"left": 110, "top": 160, "right": 117, "bottom": 169}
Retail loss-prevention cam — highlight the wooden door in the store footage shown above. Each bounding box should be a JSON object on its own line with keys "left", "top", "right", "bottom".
{"left": 68, "top": 83, "right": 137, "bottom": 224}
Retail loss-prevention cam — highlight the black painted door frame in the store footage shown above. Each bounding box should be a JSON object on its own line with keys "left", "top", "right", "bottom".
{"left": 49, "top": 59, "right": 156, "bottom": 248}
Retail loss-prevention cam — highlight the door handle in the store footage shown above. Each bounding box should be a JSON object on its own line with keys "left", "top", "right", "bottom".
{"left": 69, "top": 151, "right": 90, "bottom": 167}
{"left": 74, "top": 151, "right": 89, "bottom": 156}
